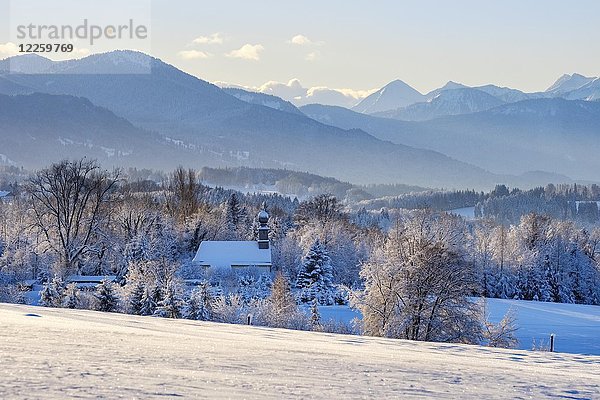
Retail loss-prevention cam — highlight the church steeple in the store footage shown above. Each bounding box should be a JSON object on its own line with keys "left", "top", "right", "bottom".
{"left": 257, "top": 206, "right": 270, "bottom": 250}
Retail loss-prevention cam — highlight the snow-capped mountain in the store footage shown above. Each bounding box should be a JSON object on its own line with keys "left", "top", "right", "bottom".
{"left": 561, "top": 78, "right": 600, "bottom": 101}
{"left": 424, "top": 81, "right": 468, "bottom": 101}
{"left": 545, "top": 73, "right": 597, "bottom": 96}
{"left": 374, "top": 88, "right": 505, "bottom": 121}
{"left": 351, "top": 80, "right": 424, "bottom": 114}
{"left": 352, "top": 74, "right": 600, "bottom": 121}
{"left": 474, "top": 84, "right": 534, "bottom": 103}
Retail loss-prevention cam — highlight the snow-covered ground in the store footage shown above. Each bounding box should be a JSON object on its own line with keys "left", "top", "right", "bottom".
{"left": 317, "top": 298, "right": 600, "bottom": 356}
{"left": 0, "top": 303, "right": 598, "bottom": 399}
{"left": 449, "top": 206, "right": 476, "bottom": 220}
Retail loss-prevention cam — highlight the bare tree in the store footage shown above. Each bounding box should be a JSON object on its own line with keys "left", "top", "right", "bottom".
{"left": 27, "top": 159, "right": 119, "bottom": 275}
{"left": 165, "top": 166, "right": 200, "bottom": 222}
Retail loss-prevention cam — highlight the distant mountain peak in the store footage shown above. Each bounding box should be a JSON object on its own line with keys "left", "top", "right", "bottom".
{"left": 376, "top": 87, "right": 505, "bottom": 121}
{"left": 425, "top": 81, "right": 469, "bottom": 100}
{"left": 1, "top": 53, "right": 54, "bottom": 74}
{"left": 546, "top": 73, "right": 596, "bottom": 95}
{"left": 352, "top": 79, "right": 424, "bottom": 114}
{"left": 384, "top": 79, "right": 421, "bottom": 91}
{"left": 441, "top": 81, "right": 467, "bottom": 90}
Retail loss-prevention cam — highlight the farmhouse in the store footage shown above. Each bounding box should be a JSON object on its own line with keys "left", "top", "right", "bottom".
{"left": 192, "top": 209, "right": 272, "bottom": 273}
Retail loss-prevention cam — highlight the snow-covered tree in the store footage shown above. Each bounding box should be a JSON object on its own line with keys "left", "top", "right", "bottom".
{"left": 297, "top": 239, "right": 335, "bottom": 305}
{"left": 355, "top": 211, "right": 482, "bottom": 343}
{"left": 261, "top": 272, "right": 304, "bottom": 329}
{"left": 224, "top": 193, "right": 246, "bottom": 239}
{"left": 154, "top": 278, "right": 184, "bottom": 318}
{"left": 184, "top": 282, "right": 214, "bottom": 321}
{"left": 481, "top": 301, "right": 519, "bottom": 348}
{"left": 127, "top": 281, "right": 145, "bottom": 315}
{"left": 95, "top": 280, "right": 119, "bottom": 312}
{"left": 139, "top": 285, "right": 157, "bottom": 316}
{"left": 62, "top": 282, "right": 81, "bottom": 309}
{"left": 310, "top": 298, "right": 321, "bottom": 329}
{"left": 212, "top": 294, "right": 246, "bottom": 324}
{"left": 27, "top": 159, "right": 119, "bottom": 275}
{"left": 40, "top": 276, "right": 64, "bottom": 307}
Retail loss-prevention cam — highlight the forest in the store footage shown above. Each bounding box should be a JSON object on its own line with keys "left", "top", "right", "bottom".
{"left": 1, "top": 160, "right": 599, "bottom": 347}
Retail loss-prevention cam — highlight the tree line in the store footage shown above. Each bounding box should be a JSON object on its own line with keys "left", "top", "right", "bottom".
{"left": 2, "top": 160, "right": 600, "bottom": 348}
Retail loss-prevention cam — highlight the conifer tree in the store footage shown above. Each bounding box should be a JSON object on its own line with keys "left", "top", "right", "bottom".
{"left": 224, "top": 193, "right": 246, "bottom": 238}
{"left": 297, "top": 239, "right": 335, "bottom": 305}
{"left": 40, "top": 276, "right": 65, "bottom": 307}
{"left": 310, "top": 298, "right": 322, "bottom": 329}
{"left": 140, "top": 285, "right": 157, "bottom": 316}
{"left": 62, "top": 282, "right": 80, "bottom": 309}
{"left": 154, "top": 278, "right": 183, "bottom": 318}
{"left": 127, "top": 281, "right": 145, "bottom": 315}
{"left": 184, "top": 282, "right": 213, "bottom": 321}
{"left": 95, "top": 280, "right": 119, "bottom": 312}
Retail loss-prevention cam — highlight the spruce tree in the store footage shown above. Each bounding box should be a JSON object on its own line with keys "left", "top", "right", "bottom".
{"left": 62, "top": 283, "right": 80, "bottom": 309}
{"left": 184, "top": 282, "right": 213, "bottom": 321}
{"left": 310, "top": 298, "right": 322, "bottom": 328}
{"left": 128, "top": 281, "right": 145, "bottom": 315}
{"left": 95, "top": 280, "right": 119, "bottom": 312}
{"left": 40, "top": 276, "right": 64, "bottom": 307}
{"left": 154, "top": 279, "right": 183, "bottom": 318}
{"left": 297, "top": 239, "right": 335, "bottom": 305}
{"left": 140, "top": 285, "right": 157, "bottom": 316}
{"left": 224, "top": 193, "right": 246, "bottom": 238}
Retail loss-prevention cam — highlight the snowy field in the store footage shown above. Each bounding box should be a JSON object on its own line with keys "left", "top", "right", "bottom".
{"left": 1, "top": 304, "right": 599, "bottom": 399}
{"left": 318, "top": 299, "right": 600, "bottom": 356}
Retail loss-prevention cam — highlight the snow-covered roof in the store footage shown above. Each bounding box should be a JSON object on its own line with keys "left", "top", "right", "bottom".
{"left": 193, "top": 241, "right": 271, "bottom": 268}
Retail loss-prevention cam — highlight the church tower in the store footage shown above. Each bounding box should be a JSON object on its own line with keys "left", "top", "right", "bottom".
{"left": 257, "top": 207, "right": 270, "bottom": 250}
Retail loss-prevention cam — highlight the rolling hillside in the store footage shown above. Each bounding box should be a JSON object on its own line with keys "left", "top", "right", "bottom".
{"left": 0, "top": 303, "right": 598, "bottom": 399}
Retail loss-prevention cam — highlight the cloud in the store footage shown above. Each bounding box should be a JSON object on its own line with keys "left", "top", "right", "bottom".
{"left": 310, "top": 87, "right": 378, "bottom": 100}
{"left": 288, "top": 35, "right": 324, "bottom": 46}
{"left": 226, "top": 44, "right": 264, "bottom": 61}
{"left": 0, "top": 42, "right": 18, "bottom": 57}
{"left": 192, "top": 33, "right": 223, "bottom": 45}
{"left": 215, "top": 78, "right": 375, "bottom": 108}
{"left": 305, "top": 51, "right": 319, "bottom": 61}
{"left": 177, "top": 50, "right": 212, "bottom": 60}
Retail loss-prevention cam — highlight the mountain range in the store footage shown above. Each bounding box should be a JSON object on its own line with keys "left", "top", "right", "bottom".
{"left": 347, "top": 73, "right": 599, "bottom": 121}
{"left": 0, "top": 51, "right": 598, "bottom": 189}
{"left": 301, "top": 99, "right": 600, "bottom": 181}
{"left": 0, "top": 51, "right": 503, "bottom": 189}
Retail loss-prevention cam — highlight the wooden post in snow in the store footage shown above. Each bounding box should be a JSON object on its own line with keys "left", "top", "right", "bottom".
{"left": 550, "top": 334, "right": 555, "bottom": 352}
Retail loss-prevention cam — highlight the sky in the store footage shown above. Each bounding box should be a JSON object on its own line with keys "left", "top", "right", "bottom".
{"left": 0, "top": 0, "right": 599, "bottom": 95}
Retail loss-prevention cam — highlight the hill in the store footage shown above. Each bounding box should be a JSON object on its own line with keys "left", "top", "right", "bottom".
{"left": 301, "top": 100, "right": 600, "bottom": 182}
{"left": 0, "top": 52, "right": 500, "bottom": 188}
{"left": 1, "top": 303, "right": 598, "bottom": 399}
{"left": 0, "top": 93, "right": 204, "bottom": 170}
